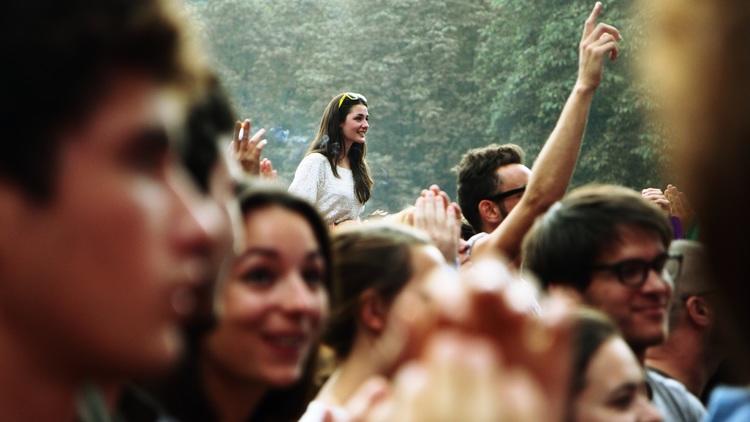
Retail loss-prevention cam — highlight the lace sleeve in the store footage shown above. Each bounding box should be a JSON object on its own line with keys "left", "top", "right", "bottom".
{"left": 288, "top": 153, "right": 326, "bottom": 204}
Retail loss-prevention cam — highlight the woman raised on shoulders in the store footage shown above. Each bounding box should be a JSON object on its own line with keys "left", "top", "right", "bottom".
{"left": 289, "top": 92, "right": 373, "bottom": 227}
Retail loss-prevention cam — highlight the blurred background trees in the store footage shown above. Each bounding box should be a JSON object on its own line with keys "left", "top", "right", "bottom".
{"left": 187, "top": 0, "right": 664, "bottom": 212}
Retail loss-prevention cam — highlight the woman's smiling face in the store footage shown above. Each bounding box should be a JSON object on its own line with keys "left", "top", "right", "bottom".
{"left": 205, "top": 205, "right": 329, "bottom": 387}
{"left": 340, "top": 104, "right": 369, "bottom": 144}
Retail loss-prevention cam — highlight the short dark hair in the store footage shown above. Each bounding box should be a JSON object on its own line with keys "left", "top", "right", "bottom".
{"left": 180, "top": 76, "right": 236, "bottom": 193}
{"left": 523, "top": 184, "right": 673, "bottom": 292}
{"left": 1, "top": 0, "right": 200, "bottom": 202}
{"left": 454, "top": 144, "right": 524, "bottom": 232}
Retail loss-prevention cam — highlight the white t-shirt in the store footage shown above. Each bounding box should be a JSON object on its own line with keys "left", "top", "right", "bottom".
{"left": 288, "top": 153, "right": 364, "bottom": 225}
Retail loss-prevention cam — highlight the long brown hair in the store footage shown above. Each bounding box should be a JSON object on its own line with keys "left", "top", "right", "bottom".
{"left": 307, "top": 93, "right": 373, "bottom": 204}
{"left": 322, "top": 224, "right": 429, "bottom": 359}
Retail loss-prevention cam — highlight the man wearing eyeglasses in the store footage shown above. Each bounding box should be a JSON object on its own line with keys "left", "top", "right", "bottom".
{"left": 455, "top": 2, "right": 620, "bottom": 266}
{"left": 523, "top": 184, "right": 706, "bottom": 421}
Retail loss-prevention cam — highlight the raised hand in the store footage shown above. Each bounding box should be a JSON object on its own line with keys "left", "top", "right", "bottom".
{"left": 259, "top": 157, "right": 277, "bottom": 181}
{"left": 347, "top": 257, "right": 574, "bottom": 422}
{"left": 641, "top": 187, "right": 671, "bottom": 214}
{"left": 665, "top": 184, "right": 695, "bottom": 229}
{"left": 231, "top": 119, "right": 267, "bottom": 176}
{"left": 413, "top": 185, "right": 462, "bottom": 263}
{"left": 577, "top": 2, "right": 622, "bottom": 92}
{"left": 356, "top": 333, "right": 546, "bottom": 422}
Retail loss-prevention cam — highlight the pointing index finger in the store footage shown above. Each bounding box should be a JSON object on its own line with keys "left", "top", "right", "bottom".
{"left": 582, "top": 2, "right": 603, "bottom": 40}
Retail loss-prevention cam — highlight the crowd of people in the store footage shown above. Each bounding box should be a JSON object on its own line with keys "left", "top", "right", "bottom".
{"left": 1, "top": 0, "right": 749, "bottom": 421}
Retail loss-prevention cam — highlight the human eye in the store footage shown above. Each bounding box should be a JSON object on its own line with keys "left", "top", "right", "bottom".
{"left": 239, "top": 267, "right": 276, "bottom": 286}
{"left": 302, "top": 268, "right": 324, "bottom": 286}
{"left": 618, "top": 261, "right": 645, "bottom": 284}
{"left": 652, "top": 253, "right": 670, "bottom": 272}
{"left": 120, "top": 128, "right": 169, "bottom": 175}
{"left": 607, "top": 386, "right": 637, "bottom": 410}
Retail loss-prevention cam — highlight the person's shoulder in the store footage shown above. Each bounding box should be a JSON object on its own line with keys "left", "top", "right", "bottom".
{"left": 296, "top": 152, "right": 330, "bottom": 173}
{"left": 647, "top": 369, "right": 706, "bottom": 417}
{"left": 706, "top": 387, "right": 750, "bottom": 422}
{"left": 466, "top": 231, "right": 489, "bottom": 256}
{"left": 304, "top": 152, "right": 329, "bottom": 163}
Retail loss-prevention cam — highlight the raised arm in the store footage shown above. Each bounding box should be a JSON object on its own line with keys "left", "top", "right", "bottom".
{"left": 473, "top": 2, "right": 620, "bottom": 263}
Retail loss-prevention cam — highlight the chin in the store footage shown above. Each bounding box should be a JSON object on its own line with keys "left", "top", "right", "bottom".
{"left": 263, "top": 366, "right": 305, "bottom": 387}
{"left": 104, "top": 332, "right": 183, "bottom": 378}
{"left": 142, "top": 329, "right": 184, "bottom": 371}
{"left": 635, "top": 331, "right": 666, "bottom": 348}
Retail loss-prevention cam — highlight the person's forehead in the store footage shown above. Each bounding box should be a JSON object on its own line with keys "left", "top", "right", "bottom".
{"left": 495, "top": 164, "right": 530, "bottom": 187}
{"left": 587, "top": 337, "right": 642, "bottom": 388}
{"left": 598, "top": 225, "right": 666, "bottom": 262}
{"left": 348, "top": 104, "right": 368, "bottom": 115}
{"left": 65, "top": 75, "right": 187, "bottom": 148}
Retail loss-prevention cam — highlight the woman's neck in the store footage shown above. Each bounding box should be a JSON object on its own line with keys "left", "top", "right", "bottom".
{"left": 316, "top": 340, "right": 380, "bottom": 406}
{"left": 337, "top": 140, "right": 354, "bottom": 169}
{"left": 201, "top": 358, "right": 267, "bottom": 422}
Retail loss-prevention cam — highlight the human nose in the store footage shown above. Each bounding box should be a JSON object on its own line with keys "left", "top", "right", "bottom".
{"left": 362, "top": 119, "right": 369, "bottom": 129}
{"left": 636, "top": 394, "right": 663, "bottom": 422}
{"left": 168, "top": 166, "right": 219, "bottom": 265}
{"left": 278, "top": 274, "right": 323, "bottom": 317}
{"left": 641, "top": 266, "right": 672, "bottom": 298}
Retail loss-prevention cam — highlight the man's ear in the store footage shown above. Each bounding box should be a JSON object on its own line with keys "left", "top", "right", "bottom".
{"left": 359, "top": 289, "right": 388, "bottom": 335}
{"left": 686, "top": 295, "right": 712, "bottom": 327}
{"left": 478, "top": 199, "right": 501, "bottom": 226}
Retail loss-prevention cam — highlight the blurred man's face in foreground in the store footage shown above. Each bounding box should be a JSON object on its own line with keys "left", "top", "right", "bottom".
{"left": 0, "top": 73, "right": 219, "bottom": 377}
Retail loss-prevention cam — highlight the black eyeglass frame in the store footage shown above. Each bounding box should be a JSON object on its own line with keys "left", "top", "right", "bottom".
{"left": 590, "top": 252, "right": 683, "bottom": 288}
{"left": 484, "top": 185, "right": 526, "bottom": 202}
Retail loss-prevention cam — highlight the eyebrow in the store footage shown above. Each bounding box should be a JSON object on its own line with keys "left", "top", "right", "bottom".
{"left": 121, "top": 125, "right": 169, "bottom": 153}
{"left": 608, "top": 382, "right": 640, "bottom": 398}
{"left": 239, "top": 247, "right": 322, "bottom": 261}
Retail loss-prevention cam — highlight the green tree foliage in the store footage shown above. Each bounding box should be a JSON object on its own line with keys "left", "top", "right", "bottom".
{"left": 187, "top": 0, "right": 663, "bottom": 212}
{"left": 475, "top": 0, "right": 664, "bottom": 189}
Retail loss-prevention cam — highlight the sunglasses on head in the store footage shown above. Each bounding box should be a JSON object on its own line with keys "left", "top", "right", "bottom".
{"left": 338, "top": 92, "right": 367, "bottom": 109}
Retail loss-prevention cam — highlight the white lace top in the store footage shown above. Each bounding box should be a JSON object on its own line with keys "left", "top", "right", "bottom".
{"left": 288, "top": 153, "right": 364, "bottom": 225}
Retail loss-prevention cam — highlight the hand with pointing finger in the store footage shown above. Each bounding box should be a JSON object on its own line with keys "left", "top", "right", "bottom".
{"left": 577, "top": 2, "right": 622, "bottom": 92}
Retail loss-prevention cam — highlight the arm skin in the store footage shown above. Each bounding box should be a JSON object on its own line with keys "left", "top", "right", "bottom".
{"left": 472, "top": 2, "right": 621, "bottom": 264}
